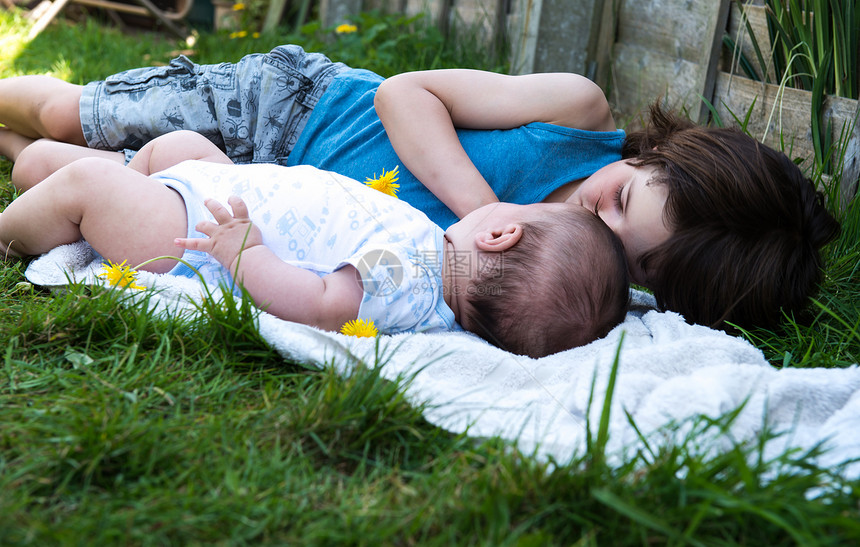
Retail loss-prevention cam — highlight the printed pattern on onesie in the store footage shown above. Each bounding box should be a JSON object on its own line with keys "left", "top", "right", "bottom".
{"left": 153, "top": 161, "right": 458, "bottom": 334}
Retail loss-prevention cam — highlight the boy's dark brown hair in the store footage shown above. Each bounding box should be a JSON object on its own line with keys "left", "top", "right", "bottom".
{"left": 623, "top": 103, "right": 841, "bottom": 330}
{"left": 464, "top": 207, "right": 629, "bottom": 358}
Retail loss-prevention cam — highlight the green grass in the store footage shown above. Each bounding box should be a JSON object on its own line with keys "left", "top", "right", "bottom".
{"left": 1, "top": 8, "right": 860, "bottom": 545}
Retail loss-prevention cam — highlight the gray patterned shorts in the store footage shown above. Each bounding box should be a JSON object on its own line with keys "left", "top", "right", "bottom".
{"left": 80, "top": 45, "right": 349, "bottom": 165}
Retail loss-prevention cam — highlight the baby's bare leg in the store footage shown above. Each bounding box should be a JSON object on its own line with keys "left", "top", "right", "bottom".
{"left": 0, "top": 157, "right": 186, "bottom": 271}
{"left": 9, "top": 136, "right": 124, "bottom": 192}
{"left": 3, "top": 129, "right": 227, "bottom": 194}
{"left": 0, "top": 128, "right": 35, "bottom": 162}
{"left": 127, "top": 130, "right": 232, "bottom": 175}
{"left": 0, "top": 76, "right": 85, "bottom": 144}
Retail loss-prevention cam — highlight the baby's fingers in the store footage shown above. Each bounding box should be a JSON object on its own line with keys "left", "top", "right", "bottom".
{"left": 175, "top": 236, "right": 212, "bottom": 253}
{"left": 204, "top": 198, "right": 235, "bottom": 225}
{"left": 227, "top": 196, "right": 250, "bottom": 219}
{"left": 194, "top": 219, "right": 219, "bottom": 237}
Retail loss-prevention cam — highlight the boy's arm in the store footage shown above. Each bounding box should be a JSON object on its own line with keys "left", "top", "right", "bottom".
{"left": 127, "top": 130, "right": 233, "bottom": 175}
{"left": 175, "top": 196, "right": 363, "bottom": 330}
{"left": 374, "top": 69, "right": 616, "bottom": 219}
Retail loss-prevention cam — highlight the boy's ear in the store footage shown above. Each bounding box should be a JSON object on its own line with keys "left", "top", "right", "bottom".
{"left": 475, "top": 223, "right": 523, "bottom": 252}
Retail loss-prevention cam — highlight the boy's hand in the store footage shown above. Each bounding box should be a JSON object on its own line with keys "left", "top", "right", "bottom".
{"left": 175, "top": 196, "right": 264, "bottom": 272}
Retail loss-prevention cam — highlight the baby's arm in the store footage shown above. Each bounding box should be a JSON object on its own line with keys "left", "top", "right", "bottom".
{"left": 174, "top": 196, "right": 363, "bottom": 330}
{"left": 374, "top": 69, "right": 616, "bottom": 218}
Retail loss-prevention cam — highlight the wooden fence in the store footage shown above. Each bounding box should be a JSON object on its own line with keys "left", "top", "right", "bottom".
{"left": 325, "top": 0, "right": 859, "bottom": 196}
{"left": 326, "top": 0, "right": 733, "bottom": 123}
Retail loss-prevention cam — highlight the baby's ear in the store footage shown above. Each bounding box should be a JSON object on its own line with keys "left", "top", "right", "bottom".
{"left": 475, "top": 223, "right": 523, "bottom": 252}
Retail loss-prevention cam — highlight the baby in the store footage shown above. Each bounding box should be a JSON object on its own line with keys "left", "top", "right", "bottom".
{"left": 0, "top": 131, "right": 629, "bottom": 357}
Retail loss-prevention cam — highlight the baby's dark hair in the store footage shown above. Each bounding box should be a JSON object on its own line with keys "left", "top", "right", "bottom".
{"left": 623, "top": 102, "right": 840, "bottom": 329}
{"left": 463, "top": 207, "right": 629, "bottom": 358}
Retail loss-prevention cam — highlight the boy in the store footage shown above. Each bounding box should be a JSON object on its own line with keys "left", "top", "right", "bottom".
{"left": 0, "top": 131, "right": 629, "bottom": 358}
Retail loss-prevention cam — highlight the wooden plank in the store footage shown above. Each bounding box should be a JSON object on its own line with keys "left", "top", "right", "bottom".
{"left": 73, "top": 0, "right": 151, "bottom": 16}
{"left": 491, "top": 0, "right": 507, "bottom": 59}
{"left": 713, "top": 72, "right": 814, "bottom": 162}
{"left": 27, "top": 0, "right": 71, "bottom": 39}
{"left": 403, "top": 0, "right": 444, "bottom": 25}
{"left": 134, "top": 0, "right": 187, "bottom": 36}
{"left": 585, "top": 0, "right": 616, "bottom": 89}
{"left": 450, "top": 0, "right": 500, "bottom": 37}
{"left": 361, "top": 0, "right": 508, "bottom": 64}
{"left": 509, "top": 0, "right": 543, "bottom": 74}
{"left": 71, "top": 0, "right": 192, "bottom": 19}
{"left": 723, "top": 3, "right": 775, "bottom": 83}
{"left": 401, "top": 0, "right": 496, "bottom": 39}
{"left": 320, "top": 0, "right": 362, "bottom": 27}
{"left": 509, "top": 0, "right": 599, "bottom": 75}
{"left": 840, "top": 101, "right": 860, "bottom": 204}
{"left": 612, "top": 42, "right": 706, "bottom": 125}
{"left": 404, "top": 0, "right": 439, "bottom": 16}
{"left": 262, "top": 0, "right": 290, "bottom": 33}
{"left": 611, "top": 0, "right": 729, "bottom": 123}
{"left": 713, "top": 72, "right": 859, "bottom": 172}
{"left": 530, "top": 0, "right": 595, "bottom": 74}
{"left": 616, "top": 0, "right": 718, "bottom": 61}
{"left": 697, "top": 0, "right": 731, "bottom": 122}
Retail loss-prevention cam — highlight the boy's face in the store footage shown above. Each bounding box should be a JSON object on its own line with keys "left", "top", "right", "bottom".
{"left": 567, "top": 160, "right": 671, "bottom": 286}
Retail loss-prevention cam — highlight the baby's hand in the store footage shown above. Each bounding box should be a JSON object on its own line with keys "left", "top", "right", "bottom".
{"left": 175, "top": 196, "right": 264, "bottom": 271}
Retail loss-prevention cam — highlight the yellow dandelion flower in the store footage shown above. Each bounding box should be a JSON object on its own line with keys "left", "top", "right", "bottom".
{"left": 335, "top": 23, "right": 358, "bottom": 34}
{"left": 232, "top": 2, "right": 245, "bottom": 10}
{"left": 98, "top": 259, "right": 145, "bottom": 290}
{"left": 365, "top": 166, "right": 400, "bottom": 198}
{"left": 252, "top": 32, "right": 260, "bottom": 38}
{"left": 340, "top": 318, "right": 378, "bottom": 337}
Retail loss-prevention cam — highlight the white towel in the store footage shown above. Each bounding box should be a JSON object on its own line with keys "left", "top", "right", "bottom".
{"left": 26, "top": 241, "right": 860, "bottom": 479}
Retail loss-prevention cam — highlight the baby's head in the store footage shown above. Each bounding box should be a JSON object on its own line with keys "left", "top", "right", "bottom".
{"left": 621, "top": 102, "right": 840, "bottom": 329}
{"left": 447, "top": 203, "right": 629, "bottom": 358}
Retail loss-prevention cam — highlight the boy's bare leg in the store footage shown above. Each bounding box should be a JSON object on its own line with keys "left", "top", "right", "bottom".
{"left": 0, "top": 157, "right": 186, "bottom": 272}
{"left": 0, "top": 76, "right": 85, "bottom": 144}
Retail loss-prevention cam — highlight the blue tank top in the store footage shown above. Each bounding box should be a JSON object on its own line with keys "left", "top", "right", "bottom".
{"left": 288, "top": 69, "right": 626, "bottom": 228}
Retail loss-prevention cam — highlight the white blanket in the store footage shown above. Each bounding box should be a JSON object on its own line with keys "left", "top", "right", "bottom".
{"left": 26, "top": 241, "right": 860, "bottom": 479}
